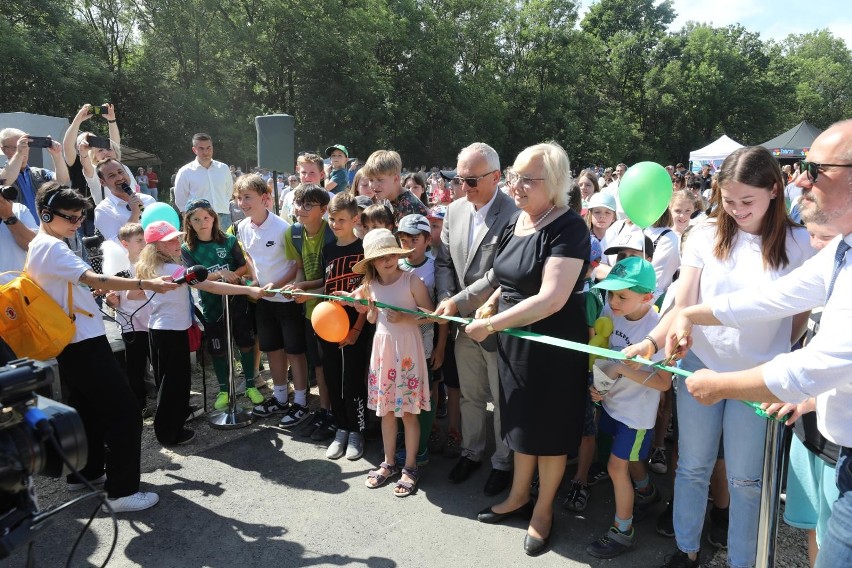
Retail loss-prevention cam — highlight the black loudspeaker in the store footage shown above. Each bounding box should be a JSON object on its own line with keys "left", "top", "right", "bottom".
{"left": 255, "top": 114, "right": 295, "bottom": 172}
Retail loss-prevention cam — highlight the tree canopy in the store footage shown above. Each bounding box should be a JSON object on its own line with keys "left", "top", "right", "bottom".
{"left": 3, "top": 0, "right": 851, "bottom": 174}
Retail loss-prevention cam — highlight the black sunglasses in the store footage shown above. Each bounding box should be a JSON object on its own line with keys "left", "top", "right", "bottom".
{"left": 800, "top": 160, "right": 852, "bottom": 183}
{"left": 453, "top": 170, "right": 498, "bottom": 188}
{"left": 51, "top": 210, "right": 86, "bottom": 224}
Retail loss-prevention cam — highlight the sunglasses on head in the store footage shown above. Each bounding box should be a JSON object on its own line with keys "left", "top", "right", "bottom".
{"left": 452, "top": 170, "right": 498, "bottom": 188}
{"left": 800, "top": 160, "right": 852, "bottom": 183}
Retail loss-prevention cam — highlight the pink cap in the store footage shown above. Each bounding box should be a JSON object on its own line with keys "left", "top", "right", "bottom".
{"left": 144, "top": 220, "right": 184, "bottom": 244}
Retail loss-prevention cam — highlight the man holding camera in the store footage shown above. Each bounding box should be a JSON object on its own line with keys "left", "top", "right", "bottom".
{"left": 94, "top": 159, "right": 156, "bottom": 243}
{"left": 0, "top": 128, "right": 70, "bottom": 225}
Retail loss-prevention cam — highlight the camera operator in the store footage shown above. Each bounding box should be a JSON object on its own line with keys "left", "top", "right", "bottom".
{"left": 0, "top": 187, "right": 36, "bottom": 283}
{"left": 94, "top": 159, "right": 156, "bottom": 243}
{"left": 0, "top": 129, "right": 70, "bottom": 224}
{"left": 26, "top": 182, "right": 178, "bottom": 513}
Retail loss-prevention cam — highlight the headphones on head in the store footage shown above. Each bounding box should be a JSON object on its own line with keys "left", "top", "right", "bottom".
{"left": 40, "top": 191, "right": 59, "bottom": 223}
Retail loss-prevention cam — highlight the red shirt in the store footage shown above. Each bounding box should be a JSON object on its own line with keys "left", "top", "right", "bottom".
{"left": 146, "top": 170, "right": 159, "bottom": 188}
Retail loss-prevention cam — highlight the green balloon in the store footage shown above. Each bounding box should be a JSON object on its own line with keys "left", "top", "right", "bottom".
{"left": 141, "top": 202, "right": 181, "bottom": 230}
{"left": 618, "top": 162, "right": 673, "bottom": 228}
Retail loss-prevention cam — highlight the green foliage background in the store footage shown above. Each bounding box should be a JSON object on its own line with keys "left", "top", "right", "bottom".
{"left": 3, "top": 0, "right": 851, "bottom": 175}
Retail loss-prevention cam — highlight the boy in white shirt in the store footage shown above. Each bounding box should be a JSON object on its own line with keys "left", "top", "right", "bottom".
{"left": 586, "top": 257, "right": 672, "bottom": 559}
{"left": 233, "top": 174, "right": 308, "bottom": 421}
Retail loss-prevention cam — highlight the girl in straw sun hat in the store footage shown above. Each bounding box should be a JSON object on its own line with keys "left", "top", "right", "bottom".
{"left": 344, "top": 228, "right": 434, "bottom": 496}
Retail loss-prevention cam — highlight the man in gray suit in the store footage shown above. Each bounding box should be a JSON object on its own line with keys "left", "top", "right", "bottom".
{"left": 434, "top": 142, "right": 517, "bottom": 496}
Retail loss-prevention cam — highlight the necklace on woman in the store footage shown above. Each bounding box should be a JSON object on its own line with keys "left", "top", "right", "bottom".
{"left": 529, "top": 204, "right": 556, "bottom": 228}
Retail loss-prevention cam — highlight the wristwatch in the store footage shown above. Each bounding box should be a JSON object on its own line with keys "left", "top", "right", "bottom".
{"left": 3, "top": 216, "right": 18, "bottom": 226}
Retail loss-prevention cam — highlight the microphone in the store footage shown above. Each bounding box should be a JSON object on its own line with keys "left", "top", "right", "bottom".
{"left": 122, "top": 182, "right": 144, "bottom": 212}
{"left": 174, "top": 265, "right": 209, "bottom": 285}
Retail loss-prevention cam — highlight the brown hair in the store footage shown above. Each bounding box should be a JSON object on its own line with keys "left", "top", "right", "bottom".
{"left": 328, "top": 192, "right": 359, "bottom": 216}
{"left": 184, "top": 203, "right": 226, "bottom": 250}
{"left": 711, "top": 146, "right": 796, "bottom": 270}
{"left": 296, "top": 153, "right": 325, "bottom": 176}
{"left": 577, "top": 170, "right": 600, "bottom": 194}
{"left": 348, "top": 169, "right": 368, "bottom": 198}
{"left": 651, "top": 206, "right": 673, "bottom": 228}
{"left": 233, "top": 173, "right": 269, "bottom": 197}
{"left": 118, "top": 222, "right": 144, "bottom": 242}
{"left": 361, "top": 203, "right": 395, "bottom": 230}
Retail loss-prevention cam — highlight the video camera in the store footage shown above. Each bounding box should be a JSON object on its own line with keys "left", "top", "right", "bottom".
{"left": 0, "top": 359, "right": 86, "bottom": 559}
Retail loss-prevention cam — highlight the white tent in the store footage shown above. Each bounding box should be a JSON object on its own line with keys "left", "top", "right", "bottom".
{"left": 688, "top": 134, "right": 744, "bottom": 163}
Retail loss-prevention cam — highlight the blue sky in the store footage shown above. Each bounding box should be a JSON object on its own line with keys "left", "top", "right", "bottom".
{"left": 580, "top": 1, "right": 852, "bottom": 48}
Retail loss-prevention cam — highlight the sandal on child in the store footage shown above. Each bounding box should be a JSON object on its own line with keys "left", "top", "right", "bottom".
{"left": 365, "top": 462, "right": 399, "bottom": 489}
{"left": 394, "top": 467, "right": 419, "bottom": 497}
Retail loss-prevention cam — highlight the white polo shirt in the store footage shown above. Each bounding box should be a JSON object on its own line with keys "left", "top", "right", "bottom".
{"left": 174, "top": 159, "right": 234, "bottom": 214}
{"left": 236, "top": 212, "right": 295, "bottom": 303}
{"left": 0, "top": 203, "right": 37, "bottom": 284}
{"left": 26, "top": 232, "right": 104, "bottom": 343}
{"left": 94, "top": 191, "right": 157, "bottom": 243}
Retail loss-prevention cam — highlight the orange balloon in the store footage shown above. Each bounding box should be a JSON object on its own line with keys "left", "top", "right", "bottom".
{"left": 311, "top": 301, "right": 350, "bottom": 343}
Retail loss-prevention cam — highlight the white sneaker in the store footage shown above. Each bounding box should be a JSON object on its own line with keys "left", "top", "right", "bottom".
{"left": 326, "top": 429, "right": 348, "bottom": 459}
{"left": 345, "top": 431, "right": 364, "bottom": 461}
{"left": 103, "top": 491, "right": 160, "bottom": 513}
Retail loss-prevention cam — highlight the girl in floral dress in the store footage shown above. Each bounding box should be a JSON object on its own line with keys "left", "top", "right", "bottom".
{"left": 349, "top": 229, "right": 434, "bottom": 497}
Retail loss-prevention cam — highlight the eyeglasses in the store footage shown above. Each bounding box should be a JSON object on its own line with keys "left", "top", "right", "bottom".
{"left": 294, "top": 201, "right": 319, "bottom": 211}
{"left": 800, "top": 161, "right": 852, "bottom": 183}
{"left": 505, "top": 170, "right": 545, "bottom": 190}
{"left": 185, "top": 198, "right": 212, "bottom": 213}
{"left": 51, "top": 210, "right": 86, "bottom": 224}
{"left": 452, "top": 170, "right": 498, "bottom": 188}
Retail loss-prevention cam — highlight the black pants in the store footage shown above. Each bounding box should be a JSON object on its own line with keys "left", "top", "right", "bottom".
{"left": 56, "top": 335, "right": 142, "bottom": 498}
{"left": 320, "top": 327, "right": 371, "bottom": 433}
{"left": 150, "top": 328, "right": 191, "bottom": 445}
{"left": 122, "top": 331, "right": 150, "bottom": 411}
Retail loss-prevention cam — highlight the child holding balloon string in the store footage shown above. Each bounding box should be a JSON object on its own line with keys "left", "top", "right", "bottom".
{"left": 342, "top": 228, "right": 433, "bottom": 497}
{"left": 136, "top": 220, "right": 269, "bottom": 446}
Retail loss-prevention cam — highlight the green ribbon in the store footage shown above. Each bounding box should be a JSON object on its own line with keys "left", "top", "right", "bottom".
{"left": 270, "top": 288, "right": 780, "bottom": 421}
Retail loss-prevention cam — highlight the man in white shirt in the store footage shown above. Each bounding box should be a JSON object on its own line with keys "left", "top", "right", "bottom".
{"left": 94, "top": 159, "right": 156, "bottom": 243}
{"left": 174, "top": 133, "right": 234, "bottom": 229}
{"left": 672, "top": 119, "right": 852, "bottom": 567}
{"left": 0, "top": 190, "right": 37, "bottom": 283}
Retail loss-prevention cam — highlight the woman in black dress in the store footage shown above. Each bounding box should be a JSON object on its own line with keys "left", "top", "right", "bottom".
{"left": 466, "top": 142, "right": 590, "bottom": 556}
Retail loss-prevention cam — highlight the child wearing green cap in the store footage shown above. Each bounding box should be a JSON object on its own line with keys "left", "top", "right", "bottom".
{"left": 325, "top": 144, "right": 350, "bottom": 194}
{"left": 585, "top": 256, "right": 672, "bottom": 560}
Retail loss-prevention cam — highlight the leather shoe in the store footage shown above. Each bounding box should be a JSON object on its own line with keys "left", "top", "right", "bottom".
{"left": 484, "top": 468, "right": 512, "bottom": 496}
{"left": 524, "top": 532, "right": 550, "bottom": 556}
{"left": 477, "top": 500, "right": 534, "bottom": 524}
{"left": 448, "top": 456, "right": 481, "bottom": 484}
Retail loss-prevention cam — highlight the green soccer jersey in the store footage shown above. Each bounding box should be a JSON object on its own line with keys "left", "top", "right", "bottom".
{"left": 181, "top": 234, "right": 246, "bottom": 322}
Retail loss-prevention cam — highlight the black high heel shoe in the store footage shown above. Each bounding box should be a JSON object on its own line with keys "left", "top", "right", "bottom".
{"left": 477, "top": 500, "right": 535, "bottom": 524}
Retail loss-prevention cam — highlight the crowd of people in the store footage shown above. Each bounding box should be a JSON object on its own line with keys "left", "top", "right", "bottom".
{"left": 1, "top": 104, "right": 851, "bottom": 568}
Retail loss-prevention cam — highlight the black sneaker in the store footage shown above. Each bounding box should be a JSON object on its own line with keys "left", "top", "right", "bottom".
{"left": 310, "top": 411, "right": 337, "bottom": 441}
{"left": 253, "top": 397, "right": 289, "bottom": 417}
{"left": 587, "top": 462, "right": 610, "bottom": 486}
{"left": 659, "top": 549, "right": 701, "bottom": 567}
{"left": 656, "top": 499, "right": 675, "bottom": 537}
{"left": 300, "top": 409, "right": 326, "bottom": 437}
{"left": 279, "top": 403, "right": 310, "bottom": 428}
{"left": 707, "top": 506, "right": 728, "bottom": 549}
{"left": 563, "top": 479, "right": 591, "bottom": 512}
{"left": 634, "top": 482, "right": 662, "bottom": 521}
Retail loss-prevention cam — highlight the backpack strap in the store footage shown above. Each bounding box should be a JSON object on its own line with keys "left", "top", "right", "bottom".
{"left": 651, "top": 228, "right": 672, "bottom": 248}
{"left": 291, "top": 222, "right": 304, "bottom": 255}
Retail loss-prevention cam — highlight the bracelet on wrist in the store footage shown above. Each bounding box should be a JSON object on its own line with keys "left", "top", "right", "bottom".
{"left": 137, "top": 279, "right": 144, "bottom": 290}
{"left": 352, "top": 327, "right": 362, "bottom": 332}
{"left": 107, "top": 119, "right": 117, "bottom": 124}
{"left": 644, "top": 335, "right": 659, "bottom": 353}
{"left": 485, "top": 317, "right": 496, "bottom": 334}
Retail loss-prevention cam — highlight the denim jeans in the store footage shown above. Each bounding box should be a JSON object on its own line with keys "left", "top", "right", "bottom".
{"left": 815, "top": 447, "right": 852, "bottom": 567}
{"left": 673, "top": 351, "right": 766, "bottom": 568}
